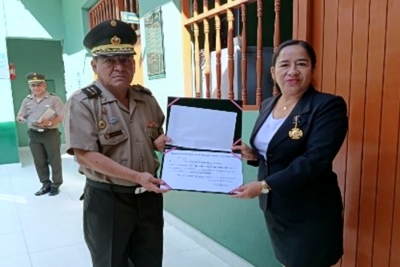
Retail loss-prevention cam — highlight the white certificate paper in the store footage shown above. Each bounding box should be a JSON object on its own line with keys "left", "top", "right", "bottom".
{"left": 161, "top": 150, "right": 242, "bottom": 193}
{"left": 161, "top": 103, "right": 243, "bottom": 193}
{"left": 166, "top": 105, "right": 237, "bottom": 151}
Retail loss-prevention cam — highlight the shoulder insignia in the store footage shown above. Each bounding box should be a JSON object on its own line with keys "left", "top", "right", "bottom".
{"left": 131, "top": 84, "right": 152, "bottom": 96}
{"left": 26, "top": 94, "right": 30, "bottom": 98}
{"left": 81, "top": 85, "right": 102, "bottom": 98}
{"left": 49, "top": 92, "right": 56, "bottom": 96}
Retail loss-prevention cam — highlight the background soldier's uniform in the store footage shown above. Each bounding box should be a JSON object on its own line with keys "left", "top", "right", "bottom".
{"left": 17, "top": 73, "right": 64, "bottom": 194}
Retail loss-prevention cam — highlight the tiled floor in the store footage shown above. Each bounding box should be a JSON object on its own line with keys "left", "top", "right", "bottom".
{"left": 0, "top": 150, "right": 241, "bottom": 267}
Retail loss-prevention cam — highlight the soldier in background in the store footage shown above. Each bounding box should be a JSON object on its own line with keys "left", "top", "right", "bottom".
{"left": 16, "top": 72, "right": 64, "bottom": 196}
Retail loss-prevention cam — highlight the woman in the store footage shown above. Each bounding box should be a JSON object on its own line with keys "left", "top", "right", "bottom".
{"left": 232, "top": 40, "right": 348, "bottom": 267}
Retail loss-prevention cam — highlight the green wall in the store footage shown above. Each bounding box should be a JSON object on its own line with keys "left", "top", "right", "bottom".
{"left": 0, "top": 122, "right": 19, "bottom": 164}
{"left": 7, "top": 39, "right": 67, "bottom": 147}
{"left": 164, "top": 112, "right": 280, "bottom": 267}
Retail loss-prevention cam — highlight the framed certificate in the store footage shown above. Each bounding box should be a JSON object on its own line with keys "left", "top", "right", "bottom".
{"left": 160, "top": 97, "right": 243, "bottom": 194}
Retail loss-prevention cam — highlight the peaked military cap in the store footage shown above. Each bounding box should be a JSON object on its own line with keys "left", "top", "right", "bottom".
{"left": 25, "top": 72, "right": 46, "bottom": 84}
{"left": 83, "top": 19, "right": 137, "bottom": 56}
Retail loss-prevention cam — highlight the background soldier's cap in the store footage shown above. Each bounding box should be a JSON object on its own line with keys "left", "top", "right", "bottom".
{"left": 25, "top": 72, "right": 46, "bottom": 84}
{"left": 83, "top": 19, "right": 137, "bottom": 56}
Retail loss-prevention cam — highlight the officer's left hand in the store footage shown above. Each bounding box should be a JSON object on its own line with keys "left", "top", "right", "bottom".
{"left": 153, "top": 134, "right": 171, "bottom": 152}
{"left": 231, "top": 181, "right": 262, "bottom": 199}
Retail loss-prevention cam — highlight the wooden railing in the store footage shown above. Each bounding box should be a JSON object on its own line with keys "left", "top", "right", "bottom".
{"left": 89, "top": 0, "right": 139, "bottom": 30}
{"left": 183, "top": 0, "right": 282, "bottom": 108}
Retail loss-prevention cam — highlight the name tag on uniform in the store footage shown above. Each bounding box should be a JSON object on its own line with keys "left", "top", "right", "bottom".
{"left": 104, "top": 130, "right": 123, "bottom": 140}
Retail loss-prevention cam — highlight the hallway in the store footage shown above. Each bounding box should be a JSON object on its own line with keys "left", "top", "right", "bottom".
{"left": 0, "top": 150, "right": 251, "bottom": 267}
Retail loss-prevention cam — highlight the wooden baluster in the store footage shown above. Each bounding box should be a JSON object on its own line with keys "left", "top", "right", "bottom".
{"left": 106, "top": 1, "right": 110, "bottom": 20}
{"left": 95, "top": 5, "right": 99, "bottom": 22}
{"left": 227, "top": 2, "right": 235, "bottom": 100}
{"left": 215, "top": 0, "right": 222, "bottom": 99}
{"left": 241, "top": 4, "right": 248, "bottom": 105}
{"left": 101, "top": 2, "right": 106, "bottom": 22}
{"left": 116, "top": 0, "right": 123, "bottom": 19}
{"left": 89, "top": 11, "right": 93, "bottom": 28}
{"left": 256, "top": 0, "right": 263, "bottom": 106}
{"left": 273, "top": 0, "right": 281, "bottom": 96}
{"left": 110, "top": 0, "right": 114, "bottom": 19}
{"left": 204, "top": 0, "right": 211, "bottom": 98}
{"left": 124, "top": 0, "right": 128, "bottom": 11}
{"left": 194, "top": 0, "right": 201, "bottom": 98}
{"left": 93, "top": 9, "right": 99, "bottom": 27}
{"left": 129, "top": 0, "right": 134, "bottom": 12}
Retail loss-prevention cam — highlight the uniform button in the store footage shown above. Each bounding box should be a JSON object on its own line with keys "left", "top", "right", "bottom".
{"left": 136, "top": 138, "right": 140, "bottom": 142}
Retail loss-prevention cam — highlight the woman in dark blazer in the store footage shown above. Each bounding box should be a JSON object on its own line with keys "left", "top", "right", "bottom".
{"left": 232, "top": 40, "right": 348, "bottom": 267}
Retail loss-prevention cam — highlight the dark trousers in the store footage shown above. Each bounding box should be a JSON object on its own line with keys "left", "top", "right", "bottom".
{"left": 28, "top": 129, "right": 63, "bottom": 188}
{"left": 84, "top": 182, "right": 164, "bottom": 267}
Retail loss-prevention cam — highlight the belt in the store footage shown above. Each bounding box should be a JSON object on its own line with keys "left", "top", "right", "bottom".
{"left": 86, "top": 179, "right": 147, "bottom": 194}
{"left": 29, "top": 128, "right": 57, "bottom": 133}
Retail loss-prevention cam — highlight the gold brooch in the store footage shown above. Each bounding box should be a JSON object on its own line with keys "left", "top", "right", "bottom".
{"left": 110, "top": 20, "right": 117, "bottom": 26}
{"left": 289, "top": 115, "right": 303, "bottom": 140}
{"left": 110, "top": 35, "right": 121, "bottom": 45}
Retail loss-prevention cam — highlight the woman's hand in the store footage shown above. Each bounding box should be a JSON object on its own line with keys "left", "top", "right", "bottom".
{"left": 231, "top": 181, "right": 263, "bottom": 199}
{"left": 153, "top": 134, "right": 171, "bottom": 152}
{"left": 232, "top": 142, "right": 258, "bottom": 161}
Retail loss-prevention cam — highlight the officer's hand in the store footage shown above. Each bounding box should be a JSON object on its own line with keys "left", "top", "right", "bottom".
{"left": 153, "top": 134, "right": 171, "bottom": 152}
{"left": 137, "top": 172, "right": 169, "bottom": 194}
{"left": 231, "top": 142, "right": 258, "bottom": 161}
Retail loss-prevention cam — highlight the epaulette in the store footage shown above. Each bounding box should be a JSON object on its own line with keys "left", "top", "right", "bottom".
{"left": 131, "top": 84, "right": 152, "bottom": 96}
{"left": 49, "top": 92, "right": 56, "bottom": 96}
{"left": 26, "top": 94, "right": 30, "bottom": 99}
{"left": 81, "top": 85, "right": 102, "bottom": 98}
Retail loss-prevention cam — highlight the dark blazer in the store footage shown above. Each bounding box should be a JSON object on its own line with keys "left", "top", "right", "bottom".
{"left": 250, "top": 87, "right": 348, "bottom": 215}
{"left": 249, "top": 87, "right": 348, "bottom": 267}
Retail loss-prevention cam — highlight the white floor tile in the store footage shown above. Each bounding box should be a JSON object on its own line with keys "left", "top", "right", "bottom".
{"left": 0, "top": 198, "right": 18, "bottom": 215}
{"left": 0, "top": 232, "right": 28, "bottom": 259}
{"left": 163, "top": 225, "right": 201, "bottom": 256}
{"left": 24, "top": 222, "right": 84, "bottom": 253}
{"left": 0, "top": 211, "right": 21, "bottom": 234}
{"left": 0, "top": 255, "right": 31, "bottom": 267}
{"left": 30, "top": 243, "right": 91, "bottom": 267}
{"left": 163, "top": 247, "right": 231, "bottom": 267}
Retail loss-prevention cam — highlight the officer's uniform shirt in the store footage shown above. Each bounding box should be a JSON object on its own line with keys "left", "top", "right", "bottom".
{"left": 64, "top": 80, "right": 165, "bottom": 187}
{"left": 17, "top": 92, "right": 64, "bottom": 130}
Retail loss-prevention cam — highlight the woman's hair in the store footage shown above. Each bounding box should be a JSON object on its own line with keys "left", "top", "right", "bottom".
{"left": 271, "top": 39, "right": 317, "bottom": 69}
{"left": 271, "top": 40, "right": 317, "bottom": 94}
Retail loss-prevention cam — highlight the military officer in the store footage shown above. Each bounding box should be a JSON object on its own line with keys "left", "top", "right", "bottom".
{"left": 16, "top": 72, "right": 64, "bottom": 196}
{"left": 63, "top": 20, "right": 170, "bottom": 267}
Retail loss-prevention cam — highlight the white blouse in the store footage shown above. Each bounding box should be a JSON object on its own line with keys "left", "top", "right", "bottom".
{"left": 253, "top": 112, "right": 286, "bottom": 160}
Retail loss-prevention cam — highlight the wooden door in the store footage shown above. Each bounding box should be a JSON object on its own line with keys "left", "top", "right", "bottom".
{"left": 293, "top": 0, "right": 400, "bottom": 266}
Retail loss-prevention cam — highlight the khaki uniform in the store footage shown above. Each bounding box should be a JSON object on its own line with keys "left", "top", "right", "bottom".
{"left": 64, "top": 80, "right": 164, "bottom": 185}
{"left": 17, "top": 92, "right": 64, "bottom": 188}
{"left": 64, "top": 81, "right": 165, "bottom": 267}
